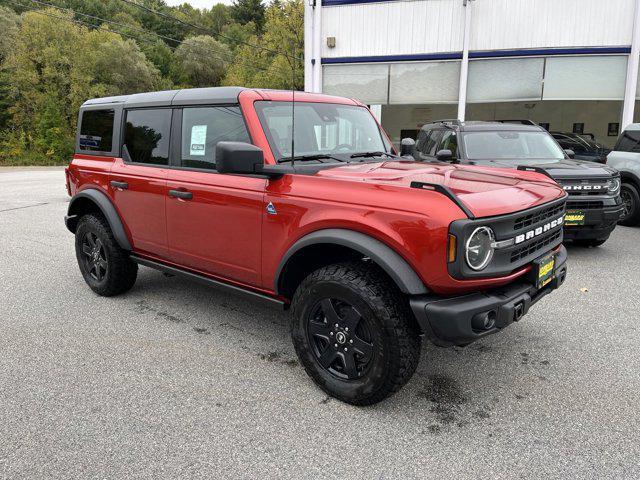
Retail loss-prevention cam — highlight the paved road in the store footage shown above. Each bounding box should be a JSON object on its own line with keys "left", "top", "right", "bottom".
{"left": 1, "top": 169, "right": 639, "bottom": 479}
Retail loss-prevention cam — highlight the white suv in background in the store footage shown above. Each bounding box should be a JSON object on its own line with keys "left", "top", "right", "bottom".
{"left": 607, "top": 124, "right": 640, "bottom": 226}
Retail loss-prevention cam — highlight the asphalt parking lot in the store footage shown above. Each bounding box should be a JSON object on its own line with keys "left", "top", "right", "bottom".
{"left": 1, "top": 168, "right": 639, "bottom": 479}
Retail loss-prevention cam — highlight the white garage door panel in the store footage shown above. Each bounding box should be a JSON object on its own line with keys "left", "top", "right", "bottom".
{"left": 543, "top": 56, "right": 627, "bottom": 101}
{"left": 468, "top": 58, "right": 544, "bottom": 103}
{"left": 322, "top": 64, "right": 389, "bottom": 104}
{"left": 389, "top": 61, "right": 460, "bottom": 104}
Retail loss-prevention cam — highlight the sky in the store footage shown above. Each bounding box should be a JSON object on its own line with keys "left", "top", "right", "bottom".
{"left": 164, "top": 0, "right": 234, "bottom": 8}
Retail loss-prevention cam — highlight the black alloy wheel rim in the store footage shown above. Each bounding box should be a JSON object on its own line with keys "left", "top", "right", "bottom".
{"left": 621, "top": 188, "right": 634, "bottom": 219}
{"left": 306, "top": 298, "right": 375, "bottom": 380}
{"left": 82, "top": 232, "right": 108, "bottom": 282}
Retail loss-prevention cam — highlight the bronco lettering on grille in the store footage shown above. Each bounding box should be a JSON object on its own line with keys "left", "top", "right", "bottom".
{"left": 514, "top": 215, "right": 564, "bottom": 245}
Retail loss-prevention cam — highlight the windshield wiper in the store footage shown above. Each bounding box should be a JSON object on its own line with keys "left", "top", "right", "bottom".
{"left": 279, "top": 154, "right": 347, "bottom": 164}
{"left": 350, "top": 151, "right": 400, "bottom": 159}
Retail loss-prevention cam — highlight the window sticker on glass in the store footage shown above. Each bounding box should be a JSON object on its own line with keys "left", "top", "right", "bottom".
{"left": 190, "top": 125, "right": 207, "bottom": 156}
{"left": 79, "top": 134, "right": 102, "bottom": 149}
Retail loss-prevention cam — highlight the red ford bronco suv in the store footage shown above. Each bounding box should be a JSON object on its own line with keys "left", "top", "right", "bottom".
{"left": 65, "top": 87, "right": 568, "bottom": 405}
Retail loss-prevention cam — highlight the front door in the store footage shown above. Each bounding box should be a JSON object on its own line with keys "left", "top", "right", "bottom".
{"left": 110, "top": 108, "right": 172, "bottom": 258}
{"left": 165, "top": 106, "right": 265, "bottom": 287}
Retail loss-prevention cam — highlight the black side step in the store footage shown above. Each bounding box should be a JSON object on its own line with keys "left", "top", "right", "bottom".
{"left": 130, "top": 255, "right": 285, "bottom": 309}
{"left": 409, "top": 181, "right": 475, "bottom": 219}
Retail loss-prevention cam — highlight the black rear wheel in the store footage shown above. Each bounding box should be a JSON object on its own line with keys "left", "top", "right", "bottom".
{"left": 619, "top": 182, "right": 640, "bottom": 226}
{"left": 75, "top": 214, "right": 138, "bottom": 296}
{"left": 291, "top": 262, "right": 421, "bottom": 406}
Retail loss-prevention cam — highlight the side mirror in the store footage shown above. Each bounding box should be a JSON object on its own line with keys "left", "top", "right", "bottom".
{"left": 400, "top": 137, "right": 416, "bottom": 156}
{"left": 564, "top": 149, "right": 575, "bottom": 159}
{"left": 436, "top": 149, "right": 453, "bottom": 162}
{"left": 216, "top": 141, "right": 264, "bottom": 175}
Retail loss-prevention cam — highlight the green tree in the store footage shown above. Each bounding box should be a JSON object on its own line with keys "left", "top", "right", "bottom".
{"left": 173, "top": 35, "right": 231, "bottom": 87}
{"left": 231, "top": 0, "right": 265, "bottom": 34}
{"left": 0, "top": 5, "right": 19, "bottom": 61}
{"left": 220, "top": 21, "right": 256, "bottom": 52}
{"left": 224, "top": 0, "right": 303, "bottom": 90}
{"left": 203, "top": 4, "right": 232, "bottom": 37}
{"left": 0, "top": 6, "right": 19, "bottom": 131}
{"left": 0, "top": 8, "right": 162, "bottom": 165}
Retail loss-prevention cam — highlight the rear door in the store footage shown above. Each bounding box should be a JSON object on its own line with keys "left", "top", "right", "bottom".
{"left": 164, "top": 106, "right": 265, "bottom": 287}
{"left": 110, "top": 108, "right": 171, "bottom": 258}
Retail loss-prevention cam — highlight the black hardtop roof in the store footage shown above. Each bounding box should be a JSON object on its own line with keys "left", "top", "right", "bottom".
{"left": 421, "top": 120, "right": 544, "bottom": 133}
{"left": 81, "top": 86, "right": 248, "bottom": 109}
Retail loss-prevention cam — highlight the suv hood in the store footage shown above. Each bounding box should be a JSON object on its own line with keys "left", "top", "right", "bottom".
{"left": 316, "top": 161, "right": 565, "bottom": 218}
{"left": 468, "top": 157, "right": 617, "bottom": 179}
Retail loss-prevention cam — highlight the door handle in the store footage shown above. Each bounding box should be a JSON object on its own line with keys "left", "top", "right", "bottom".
{"left": 110, "top": 180, "right": 128, "bottom": 190}
{"left": 168, "top": 189, "right": 193, "bottom": 200}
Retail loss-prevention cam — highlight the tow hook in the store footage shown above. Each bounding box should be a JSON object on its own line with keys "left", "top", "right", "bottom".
{"left": 514, "top": 301, "right": 525, "bottom": 321}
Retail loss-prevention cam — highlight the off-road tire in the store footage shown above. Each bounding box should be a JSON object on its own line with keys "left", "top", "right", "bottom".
{"left": 619, "top": 182, "right": 640, "bottom": 227}
{"left": 290, "top": 261, "right": 421, "bottom": 406}
{"left": 75, "top": 214, "right": 138, "bottom": 296}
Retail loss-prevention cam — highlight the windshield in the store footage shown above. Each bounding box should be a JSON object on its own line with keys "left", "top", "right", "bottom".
{"left": 254, "top": 101, "right": 389, "bottom": 162}
{"left": 463, "top": 131, "right": 565, "bottom": 160}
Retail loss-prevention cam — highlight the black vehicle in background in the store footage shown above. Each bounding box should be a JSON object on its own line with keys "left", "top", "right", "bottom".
{"left": 405, "top": 120, "right": 623, "bottom": 247}
{"left": 550, "top": 132, "right": 609, "bottom": 164}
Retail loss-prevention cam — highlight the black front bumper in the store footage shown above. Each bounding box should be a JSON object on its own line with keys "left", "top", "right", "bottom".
{"left": 563, "top": 196, "right": 624, "bottom": 241}
{"left": 410, "top": 246, "right": 568, "bottom": 347}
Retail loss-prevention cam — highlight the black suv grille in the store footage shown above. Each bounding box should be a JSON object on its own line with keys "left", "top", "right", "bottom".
{"left": 513, "top": 203, "right": 565, "bottom": 231}
{"left": 559, "top": 179, "right": 610, "bottom": 196}
{"left": 510, "top": 229, "right": 562, "bottom": 263}
{"left": 448, "top": 197, "right": 566, "bottom": 279}
{"left": 567, "top": 200, "right": 603, "bottom": 210}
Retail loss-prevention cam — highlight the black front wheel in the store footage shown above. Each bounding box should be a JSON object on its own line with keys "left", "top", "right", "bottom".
{"left": 75, "top": 214, "right": 138, "bottom": 296}
{"left": 619, "top": 182, "right": 640, "bottom": 226}
{"left": 290, "top": 262, "right": 421, "bottom": 406}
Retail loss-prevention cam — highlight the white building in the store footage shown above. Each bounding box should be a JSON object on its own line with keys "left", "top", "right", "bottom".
{"left": 304, "top": 0, "right": 640, "bottom": 147}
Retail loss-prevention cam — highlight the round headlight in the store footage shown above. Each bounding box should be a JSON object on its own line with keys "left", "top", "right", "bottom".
{"left": 465, "top": 227, "right": 495, "bottom": 271}
{"left": 609, "top": 177, "right": 621, "bottom": 194}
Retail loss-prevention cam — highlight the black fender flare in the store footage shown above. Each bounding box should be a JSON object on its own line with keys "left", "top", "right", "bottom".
{"left": 275, "top": 229, "right": 428, "bottom": 295}
{"left": 65, "top": 189, "right": 132, "bottom": 251}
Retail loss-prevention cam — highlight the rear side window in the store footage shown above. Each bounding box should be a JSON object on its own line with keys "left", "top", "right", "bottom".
{"left": 79, "top": 109, "right": 114, "bottom": 152}
{"left": 180, "top": 106, "right": 250, "bottom": 170}
{"left": 615, "top": 130, "right": 640, "bottom": 152}
{"left": 123, "top": 109, "right": 172, "bottom": 165}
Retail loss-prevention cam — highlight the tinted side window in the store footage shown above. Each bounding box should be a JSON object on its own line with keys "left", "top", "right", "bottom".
{"left": 124, "top": 109, "right": 171, "bottom": 165}
{"left": 79, "top": 109, "right": 114, "bottom": 152}
{"left": 615, "top": 130, "right": 640, "bottom": 152}
{"left": 181, "top": 106, "right": 250, "bottom": 170}
{"left": 416, "top": 129, "right": 443, "bottom": 156}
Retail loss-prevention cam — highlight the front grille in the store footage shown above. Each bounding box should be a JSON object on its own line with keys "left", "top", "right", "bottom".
{"left": 566, "top": 200, "right": 603, "bottom": 210}
{"left": 448, "top": 197, "right": 566, "bottom": 279}
{"left": 559, "top": 178, "right": 610, "bottom": 196}
{"left": 513, "top": 203, "right": 565, "bottom": 231}
{"left": 510, "top": 229, "right": 562, "bottom": 263}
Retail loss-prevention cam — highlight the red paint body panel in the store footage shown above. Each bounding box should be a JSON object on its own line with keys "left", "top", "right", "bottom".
{"left": 69, "top": 89, "right": 567, "bottom": 300}
{"left": 110, "top": 158, "right": 169, "bottom": 258}
{"left": 165, "top": 169, "right": 265, "bottom": 285}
